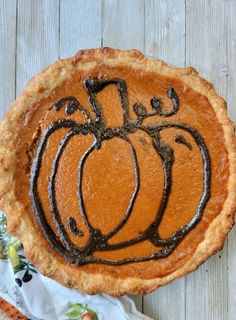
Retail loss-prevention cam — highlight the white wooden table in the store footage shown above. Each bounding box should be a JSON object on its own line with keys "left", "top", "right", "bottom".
{"left": 0, "top": 1, "right": 235, "bottom": 319}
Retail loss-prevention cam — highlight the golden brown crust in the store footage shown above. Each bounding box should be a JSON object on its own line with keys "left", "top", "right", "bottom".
{"left": 0, "top": 298, "right": 27, "bottom": 319}
{"left": 0, "top": 47, "right": 235, "bottom": 296}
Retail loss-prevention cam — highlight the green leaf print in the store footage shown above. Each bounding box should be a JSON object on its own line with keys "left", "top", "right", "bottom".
{"left": 65, "top": 303, "right": 99, "bottom": 320}
{"left": 0, "top": 211, "right": 22, "bottom": 259}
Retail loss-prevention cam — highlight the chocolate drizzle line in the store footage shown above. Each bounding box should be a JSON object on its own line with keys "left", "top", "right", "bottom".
{"left": 174, "top": 134, "right": 192, "bottom": 150}
{"left": 68, "top": 217, "right": 83, "bottom": 237}
{"left": 30, "top": 78, "right": 211, "bottom": 266}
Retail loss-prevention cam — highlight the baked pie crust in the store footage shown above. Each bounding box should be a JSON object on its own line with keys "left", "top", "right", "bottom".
{"left": 0, "top": 48, "right": 235, "bottom": 296}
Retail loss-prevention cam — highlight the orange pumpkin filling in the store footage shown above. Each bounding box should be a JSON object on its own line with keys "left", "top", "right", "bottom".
{"left": 14, "top": 65, "right": 229, "bottom": 279}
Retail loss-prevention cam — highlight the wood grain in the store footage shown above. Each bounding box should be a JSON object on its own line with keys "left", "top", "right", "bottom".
{"left": 185, "top": 1, "right": 228, "bottom": 319}
{"left": 60, "top": 0, "right": 102, "bottom": 58}
{"left": 144, "top": 1, "right": 186, "bottom": 319}
{"left": 144, "top": 0, "right": 185, "bottom": 67}
{"left": 16, "top": 0, "right": 59, "bottom": 95}
{"left": 103, "top": 0, "right": 144, "bottom": 50}
{"left": 226, "top": 2, "right": 236, "bottom": 320}
{"left": 0, "top": 0, "right": 16, "bottom": 119}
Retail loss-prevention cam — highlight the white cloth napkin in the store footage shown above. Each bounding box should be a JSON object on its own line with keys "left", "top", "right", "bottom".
{"left": 0, "top": 251, "right": 153, "bottom": 320}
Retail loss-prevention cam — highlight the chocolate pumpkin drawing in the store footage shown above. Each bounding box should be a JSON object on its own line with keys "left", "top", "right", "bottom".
{"left": 0, "top": 48, "right": 235, "bottom": 295}
{"left": 30, "top": 78, "right": 211, "bottom": 266}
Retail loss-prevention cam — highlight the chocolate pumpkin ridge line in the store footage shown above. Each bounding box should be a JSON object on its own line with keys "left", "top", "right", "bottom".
{"left": 30, "top": 120, "right": 83, "bottom": 263}
{"left": 29, "top": 78, "right": 211, "bottom": 266}
{"left": 78, "top": 135, "right": 140, "bottom": 243}
{"left": 49, "top": 129, "right": 87, "bottom": 254}
{"left": 174, "top": 135, "right": 192, "bottom": 150}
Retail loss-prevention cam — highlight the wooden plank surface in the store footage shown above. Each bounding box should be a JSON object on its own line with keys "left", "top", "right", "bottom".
{"left": 144, "top": 0, "right": 185, "bottom": 66}
{"left": 103, "top": 0, "right": 144, "bottom": 50}
{"left": 16, "top": 0, "right": 59, "bottom": 94}
{"left": 185, "top": 1, "right": 228, "bottom": 320}
{"left": 0, "top": 1, "right": 236, "bottom": 320}
{"left": 0, "top": 0, "right": 16, "bottom": 118}
{"left": 60, "top": 0, "right": 102, "bottom": 58}
{"left": 226, "top": 2, "right": 236, "bottom": 320}
{"left": 143, "top": 1, "right": 186, "bottom": 319}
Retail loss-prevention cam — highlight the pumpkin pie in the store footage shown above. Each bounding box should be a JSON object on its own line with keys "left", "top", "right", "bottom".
{"left": 0, "top": 48, "right": 235, "bottom": 296}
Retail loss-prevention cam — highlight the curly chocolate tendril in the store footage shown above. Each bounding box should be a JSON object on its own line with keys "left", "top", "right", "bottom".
{"left": 30, "top": 78, "right": 211, "bottom": 266}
